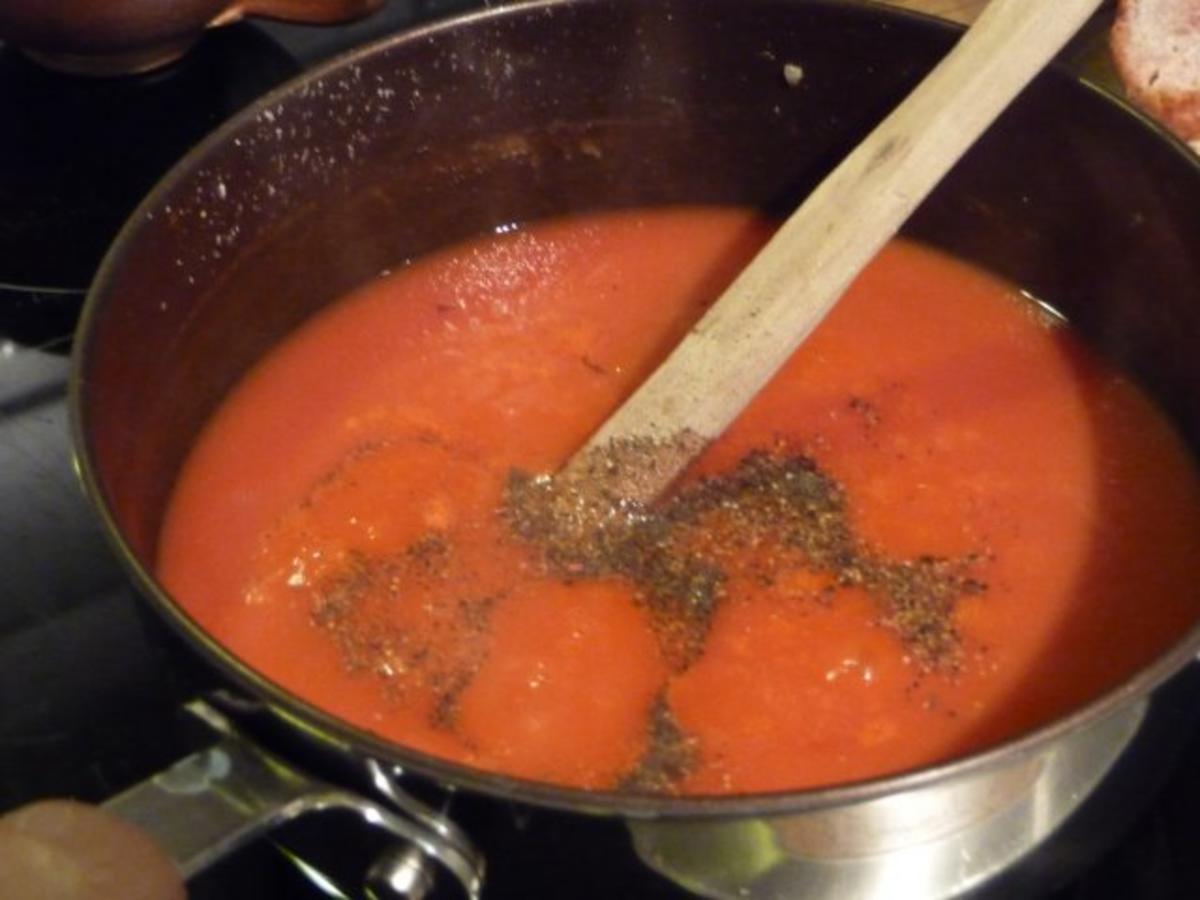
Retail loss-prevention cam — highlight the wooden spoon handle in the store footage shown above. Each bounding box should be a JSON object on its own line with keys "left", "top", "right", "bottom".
{"left": 565, "top": 0, "right": 1104, "bottom": 501}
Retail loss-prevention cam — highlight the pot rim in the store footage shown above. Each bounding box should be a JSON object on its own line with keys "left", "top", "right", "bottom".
{"left": 68, "top": 0, "right": 1200, "bottom": 820}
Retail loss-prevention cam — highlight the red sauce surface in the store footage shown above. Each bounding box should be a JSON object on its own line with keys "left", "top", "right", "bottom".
{"left": 158, "top": 207, "right": 1200, "bottom": 794}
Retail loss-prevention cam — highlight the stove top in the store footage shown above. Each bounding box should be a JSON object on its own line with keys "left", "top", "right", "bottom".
{"left": 1, "top": 2, "right": 1199, "bottom": 898}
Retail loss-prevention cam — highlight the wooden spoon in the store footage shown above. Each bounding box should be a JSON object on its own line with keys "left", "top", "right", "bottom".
{"left": 561, "top": 0, "right": 1104, "bottom": 502}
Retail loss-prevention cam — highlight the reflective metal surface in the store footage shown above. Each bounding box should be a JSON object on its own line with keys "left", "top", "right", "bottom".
{"left": 104, "top": 701, "right": 484, "bottom": 897}
{"left": 630, "top": 702, "right": 1146, "bottom": 899}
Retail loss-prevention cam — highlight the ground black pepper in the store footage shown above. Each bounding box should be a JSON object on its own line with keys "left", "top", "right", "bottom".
{"left": 618, "top": 693, "right": 699, "bottom": 793}
{"left": 503, "top": 437, "right": 985, "bottom": 671}
{"left": 309, "top": 426, "right": 988, "bottom": 793}
{"left": 309, "top": 537, "right": 496, "bottom": 725}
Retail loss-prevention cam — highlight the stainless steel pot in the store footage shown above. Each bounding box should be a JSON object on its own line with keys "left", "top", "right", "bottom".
{"left": 69, "top": 0, "right": 1200, "bottom": 896}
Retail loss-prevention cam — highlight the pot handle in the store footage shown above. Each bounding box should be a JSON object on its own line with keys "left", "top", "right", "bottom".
{"left": 102, "top": 700, "right": 483, "bottom": 899}
{"left": 233, "top": 0, "right": 388, "bottom": 24}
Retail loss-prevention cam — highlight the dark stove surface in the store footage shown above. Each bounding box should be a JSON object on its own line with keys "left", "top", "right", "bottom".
{"left": 0, "top": 29, "right": 294, "bottom": 293}
{"left": 1, "top": 3, "right": 1199, "bottom": 898}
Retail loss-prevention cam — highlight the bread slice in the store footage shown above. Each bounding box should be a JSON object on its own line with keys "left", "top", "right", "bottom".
{"left": 1111, "top": 0, "right": 1200, "bottom": 150}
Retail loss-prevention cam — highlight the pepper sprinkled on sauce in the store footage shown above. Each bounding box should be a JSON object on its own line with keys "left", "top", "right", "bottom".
{"left": 504, "top": 438, "right": 985, "bottom": 671}
{"left": 305, "top": 430, "right": 985, "bottom": 788}
{"left": 309, "top": 538, "right": 497, "bottom": 719}
{"left": 619, "top": 693, "right": 699, "bottom": 793}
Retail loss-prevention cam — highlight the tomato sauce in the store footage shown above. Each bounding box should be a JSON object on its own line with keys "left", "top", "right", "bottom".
{"left": 157, "top": 207, "right": 1200, "bottom": 794}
